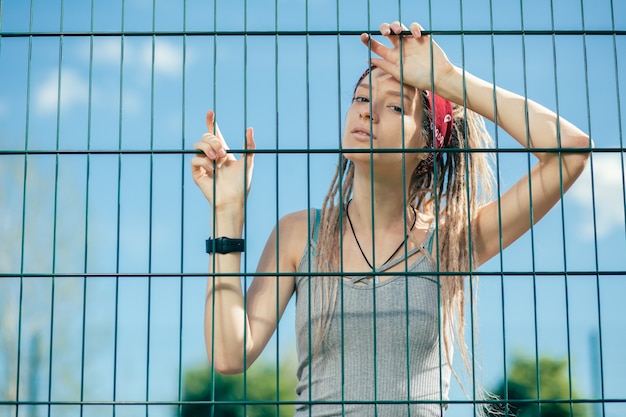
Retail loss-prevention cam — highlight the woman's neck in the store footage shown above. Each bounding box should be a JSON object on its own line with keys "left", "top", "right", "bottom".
{"left": 349, "top": 165, "right": 413, "bottom": 232}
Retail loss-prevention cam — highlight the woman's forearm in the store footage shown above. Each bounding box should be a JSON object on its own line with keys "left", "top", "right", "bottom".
{"left": 204, "top": 205, "right": 253, "bottom": 374}
{"left": 438, "top": 65, "right": 591, "bottom": 159}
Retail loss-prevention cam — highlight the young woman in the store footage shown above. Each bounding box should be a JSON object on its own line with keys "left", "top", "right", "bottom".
{"left": 191, "top": 21, "right": 591, "bottom": 416}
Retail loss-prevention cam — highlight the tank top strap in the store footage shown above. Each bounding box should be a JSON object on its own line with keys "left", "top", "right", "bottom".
{"left": 424, "top": 220, "right": 436, "bottom": 253}
{"left": 376, "top": 220, "right": 437, "bottom": 273}
{"left": 307, "top": 208, "right": 322, "bottom": 258}
{"left": 376, "top": 246, "right": 423, "bottom": 272}
{"left": 312, "top": 208, "right": 321, "bottom": 244}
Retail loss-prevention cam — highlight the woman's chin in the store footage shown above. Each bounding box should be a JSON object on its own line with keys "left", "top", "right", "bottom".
{"left": 342, "top": 149, "right": 375, "bottom": 162}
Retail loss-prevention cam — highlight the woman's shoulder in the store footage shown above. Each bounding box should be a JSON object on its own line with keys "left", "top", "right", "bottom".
{"left": 278, "top": 208, "right": 317, "bottom": 231}
{"left": 274, "top": 208, "right": 318, "bottom": 263}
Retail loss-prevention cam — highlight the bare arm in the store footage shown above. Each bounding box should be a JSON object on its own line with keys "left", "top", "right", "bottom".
{"left": 439, "top": 68, "right": 591, "bottom": 264}
{"left": 191, "top": 111, "right": 302, "bottom": 374}
{"left": 364, "top": 21, "right": 592, "bottom": 266}
{"left": 203, "top": 208, "right": 299, "bottom": 374}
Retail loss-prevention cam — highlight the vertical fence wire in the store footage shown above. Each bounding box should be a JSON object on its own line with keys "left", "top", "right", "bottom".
{"left": 146, "top": 2, "right": 158, "bottom": 415}
{"left": 47, "top": 0, "right": 65, "bottom": 415}
{"left": 242, "top": 1, "right": 248, "bottom": 413}
{"left": 305, "top": 0, "right": 313, "bottom": 412}
{"left": 549, "top": 1, "right": 576, "bottom": 416}
{"left": 487, "top": 0, "right": 510, "bottom": 414}
{"left": 177, "top": 1, "right": 188, "bottom": 415}
{"left": 113, "top": 1, "right": 128, "bottom": 415}
{"left": 273, "top": 0, "right": 281, "bottom": 413}
{"left": 518, "top": 2, "right": 542, "bottom": 416}
{"left": 14, "top": 0, "right": 33, "bottom": 415}
{"left": 396, "top": 6, "right": 414, "bottom": 417}
{"left": 209, "top": 0, "right": 218, "bottom": 415}
{"left": 335, "top": 5, "right": 346, "bottom": 416}
{"left": 602, "top": 0, "right": 626, "bottom": 411}
{"left": 456, "top": 1, "right": 482, "bottom": 415}
{"left": 576, "top": 0, "right": 604, "bottom": 415}
{"left": 79, "top": 1, "right": 96, "bottom": 416}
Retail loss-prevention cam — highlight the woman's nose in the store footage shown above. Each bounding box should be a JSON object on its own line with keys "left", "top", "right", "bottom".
{"left": 359, "top": 109, "right": 378, "bottom": 123}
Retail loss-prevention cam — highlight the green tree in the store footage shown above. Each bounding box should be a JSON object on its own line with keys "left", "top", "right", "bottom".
{"left": 490, "top": 356, "right": 589, "bottom": 417}
{"left": 181, "top": 359, "right": 297, "bottom": 417}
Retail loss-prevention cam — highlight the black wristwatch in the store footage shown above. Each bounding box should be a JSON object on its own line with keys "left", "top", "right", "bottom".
{"left": 206, "top": 237, "right": 245, "bottom": 254}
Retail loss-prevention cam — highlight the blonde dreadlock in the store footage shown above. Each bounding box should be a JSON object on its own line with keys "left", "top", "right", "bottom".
{"left": 310, "top": 90, "right": 495, "bottom": 404}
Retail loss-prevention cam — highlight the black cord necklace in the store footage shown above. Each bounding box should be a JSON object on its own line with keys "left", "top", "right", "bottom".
{"left": 345, "top": 199, "right": 418, "bottom": 270}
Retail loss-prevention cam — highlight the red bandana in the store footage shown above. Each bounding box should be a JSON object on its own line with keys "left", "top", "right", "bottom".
{"left": 416, "top": 90, "right": 454, "bottom": 174}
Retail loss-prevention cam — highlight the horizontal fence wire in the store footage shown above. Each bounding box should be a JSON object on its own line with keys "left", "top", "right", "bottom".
{"left": 1, "top": 398, "right": 625, "bottom": 406}
{"left": 1, "top": 29, "right": 625, "bottom": 37}
{"left": 1, "top": 270, "right": 626, "bottom": 279}
{"left": 0, "top": 147, "right": 602, "bottom": 155}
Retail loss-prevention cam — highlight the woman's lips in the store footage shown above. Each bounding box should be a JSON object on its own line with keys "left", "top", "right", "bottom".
{"left": 351, "top": 127, "right": 374, "bottom": 141}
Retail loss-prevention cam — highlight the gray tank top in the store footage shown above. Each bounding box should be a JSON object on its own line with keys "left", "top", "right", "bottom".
{"left": 294, "top": 210, "right": 451, "bottom": 417}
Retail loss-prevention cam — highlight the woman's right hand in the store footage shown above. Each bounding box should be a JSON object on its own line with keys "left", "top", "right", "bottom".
{"left": 362, "top": 21, "right": 456, "bottom": 93}
{"left": 191, "top": 110, "right": 256, "bottom": 209}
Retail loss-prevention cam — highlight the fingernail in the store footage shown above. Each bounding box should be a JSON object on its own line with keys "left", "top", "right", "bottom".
{"left": 208, "top": 151, "right": 216, "bottom": 159}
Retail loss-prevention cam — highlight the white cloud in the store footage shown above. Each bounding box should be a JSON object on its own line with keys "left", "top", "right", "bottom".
{"left": 141, "top": 41, "right": 183, "bottom": 77}
{"left": 93, "top": 38, "right": 123, "bottom": 64}
{"left": 568, "top": 153, "right": 626, "bottom": 238}
{"left": 119, "top": 90, "right": 143, "bottom": 115}
{"left": 74, "top": 31, "right": 197, "bottom": 85}
{"left": 36, "top": 69, "right": 89, "bottom": 114}
{"left": 80, "top": 38, "right": 185, "bottom": 78}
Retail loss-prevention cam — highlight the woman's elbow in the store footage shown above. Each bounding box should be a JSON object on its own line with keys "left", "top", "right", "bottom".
{"left": 206, "top": 343, "right": 256, "bottom": 375}
{"left": 559, "top": 132, "right": 592, "bottom": 166}
{"left": 579, "top": 133, "right": 593, "bottom": 162}
{"left": 213, "top": 361, "right": 247, "bottom": 375}
{"left": 576, "top": 132, "right": 593, "bottom": 153}
{"left": 564, "top": 131, "right": 593, "bottom": 154}
{"left": 558, "top": 133, "right": 592, "bottom": 188}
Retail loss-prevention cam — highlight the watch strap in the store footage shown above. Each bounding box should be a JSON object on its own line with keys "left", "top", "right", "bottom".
{"left": 206, "top": 237, "right": 245, "bottom": 254}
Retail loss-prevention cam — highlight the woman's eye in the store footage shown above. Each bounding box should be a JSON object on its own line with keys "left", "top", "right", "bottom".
{"left": 354, "top": 96, "right": 369, "bottom": 103}
{"left": 390, "top": 105, "right": 403, "bottom": 114}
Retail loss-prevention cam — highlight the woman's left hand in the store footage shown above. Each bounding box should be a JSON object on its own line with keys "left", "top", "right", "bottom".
{"left": 361, "top": 21, "right": 456, "bottom": 92}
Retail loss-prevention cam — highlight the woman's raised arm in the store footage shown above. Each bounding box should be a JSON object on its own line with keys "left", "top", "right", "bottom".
{"left": 363, "top": 21, "right": 591, "bottom": 265}
{"left": 192, "top": 111, "right": 298, "bottom": 374}
{"left": 441, "top": 69, "right": 592, "bottom": 264}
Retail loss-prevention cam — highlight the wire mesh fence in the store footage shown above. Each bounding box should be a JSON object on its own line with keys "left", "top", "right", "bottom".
{"left": 0, "top": 0, "right": 625, "bottom": 416}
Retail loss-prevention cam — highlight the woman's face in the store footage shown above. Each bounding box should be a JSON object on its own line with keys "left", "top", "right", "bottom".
{"left": 342, "top": 68, "right": 424, "bottom": 168}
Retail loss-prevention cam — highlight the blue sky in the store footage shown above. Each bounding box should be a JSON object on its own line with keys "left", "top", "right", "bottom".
{"left": 1, "top": 0, "right": 625, "bottom": 416}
